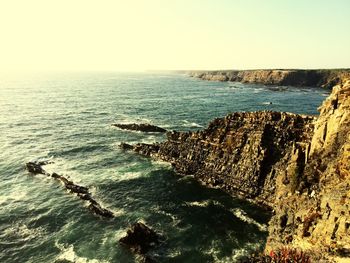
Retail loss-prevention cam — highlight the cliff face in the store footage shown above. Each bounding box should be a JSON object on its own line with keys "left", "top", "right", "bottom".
{"left": 189, "top": 69, "right": 350, "bottom": 89}
{"left": 266, "top": 79, "right": 350, "bottom": 261}
{"left": 127, "top": 79, "right": 350, "bottom": 261}
{"left": 132, "top": 112, "right": 315, "bottom": 207}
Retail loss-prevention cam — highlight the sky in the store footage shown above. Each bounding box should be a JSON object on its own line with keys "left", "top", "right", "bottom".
{"left": 0, "top": 0, "right": 349, "bottom": 71}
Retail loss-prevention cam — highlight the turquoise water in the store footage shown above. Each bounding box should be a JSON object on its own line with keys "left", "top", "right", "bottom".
{"left": 0, "top": 72, "right": 327, "bottom": 263}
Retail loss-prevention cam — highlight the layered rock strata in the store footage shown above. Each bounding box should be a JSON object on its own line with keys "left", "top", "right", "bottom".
{"left": 189, "top": 69, "right": 350, "bottom": 89}
{"left": 124, "top": 79, "right": 350, "bottom": 261}
{"left": 266, "top": 79, "right": 350, "bottom": 261}
{"left": 124, "top": 111, "right": 315, "bottom": 207}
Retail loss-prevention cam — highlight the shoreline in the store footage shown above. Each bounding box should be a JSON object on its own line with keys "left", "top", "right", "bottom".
{"left": 185, "top": 69, "right": 350, "bottom": 89}
{"left": 125, "top": 77, "right": 350, "bottom": 262}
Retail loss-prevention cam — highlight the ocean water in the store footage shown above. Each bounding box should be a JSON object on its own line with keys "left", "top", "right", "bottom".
{"left": 0, "top": 72, "right": 327, "bottom": 263}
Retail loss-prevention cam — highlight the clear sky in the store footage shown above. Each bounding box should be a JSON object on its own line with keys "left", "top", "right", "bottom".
{"left": 0, "top": 0, "right": 349, "bottom": 71}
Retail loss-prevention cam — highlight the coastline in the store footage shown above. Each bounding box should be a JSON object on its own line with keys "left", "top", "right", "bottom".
{"left": 125, "top": 76, "right": 350, "bottom": 262}
{"left": 186, "top": 69, "right": 350, "bottom": 89}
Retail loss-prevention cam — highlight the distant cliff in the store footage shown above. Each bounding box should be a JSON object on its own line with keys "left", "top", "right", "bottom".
{"left": 125, "top": 78, "right": 350, "bottom": 261}
{"left": 188, "top": 69, "right": 350, "bottom": 89}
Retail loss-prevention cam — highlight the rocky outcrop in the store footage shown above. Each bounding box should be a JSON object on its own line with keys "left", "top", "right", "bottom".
{"left": 119, "top": 222, "right": 159, "bottom": 262}
{"left": 125, "top": 79, "right": 350, "bottom": 261}
{"left": 26, "top": 161, "right": 114, "bottom": 218}
{"left": 125, "top": 112, "right": 315, "bottom": 207}
{"left": 26, "top": 160, "right": 53, "bottom": 174}
{"left": 119, "top": 142, "right": 134, "bottom": 150}
{"left": 189, "top": 69, "right": 350, "bottom": 89}
{"left": 112, "top": 123, "right": 166, "bottom": 133}
{"left": 265, "top": 79, "right": 350, "bottom": 262}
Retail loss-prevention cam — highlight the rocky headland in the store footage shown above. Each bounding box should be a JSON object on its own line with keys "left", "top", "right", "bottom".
{"left": 188, "top": 69, "right": 350, "bottom": 89}
{"left": 123, "top": 77, "right": 350, "bottom": 262}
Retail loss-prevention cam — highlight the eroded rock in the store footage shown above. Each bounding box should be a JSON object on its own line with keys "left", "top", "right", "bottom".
{"left": 126, "top": 78, "right": 350, "bottom": 261}
{"left": 26, "top": 161, "right": 48, "bottom": 175}
{"left": 266, "top": 79, "right": 350, "bottom": 261}
{"left": 130, "top": 111, "right": 315, "bottom": 207}
{"left": 119, "top": 222, "right": 159, "bottom": 255}
{"left": 25, "top": 161, "right": 114, "bottom": 218}
{"left": 119, "top": 142, "right": 134, "bottom": 150}
{"left": 112, "top": 123, "right": 166, "bottom": 133}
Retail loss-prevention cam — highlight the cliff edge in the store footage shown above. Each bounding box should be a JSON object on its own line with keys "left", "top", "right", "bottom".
{"left": 266, "top": 79, "right": 350, "bottom": 262}
{"left": 131, "top": 112, "right": 315, "bottom": 207}
{"left": 124, "top": 79, "right": 349, "bottom": 261}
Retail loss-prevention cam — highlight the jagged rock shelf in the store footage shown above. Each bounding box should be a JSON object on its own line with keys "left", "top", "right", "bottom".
{"left": 123, "top": 78, "right": 350, "bottom": 262}
{"left": 123, "top": 111, "right": 315, "bottom": 208}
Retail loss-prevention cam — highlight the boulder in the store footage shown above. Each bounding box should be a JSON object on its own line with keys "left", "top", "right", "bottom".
{"left": 119, "top": 222, "right": 159, "bottom": 255}
{"left": 26, "top": 161, "right": 47, "bottom": 175}
{"left": 119, "top": 142, "right": 134, "bottom": 150}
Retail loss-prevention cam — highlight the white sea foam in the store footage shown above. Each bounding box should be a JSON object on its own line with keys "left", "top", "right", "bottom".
{"left": 1, "top": 223, "right": 46, "bottom": 241}
{"left": 56, "top": 243, "right": 109, "bottom": 263}
{"left": 0, "top": 189, "right": 27, "bottom": 205}
{"left": 205, "top": 240, "right": 261, "bottom": 262}
{"left": 100, "top": 229, "right": 125, "bottom": 246}
{"left": 185, "top": 200, "right": 211, "bottom": 207}
{"left": 152, "top": 206, "right": 179, "bottom": 223}
{"left": 182, "top": 120, "right": 203, "bottom": 128}
{"left": 40, "top": 157, "right": 82, "bottom": 181}
{"left": 185, "top": 200, "right": 223, "bottom": 208}
{"left": 166, "top": 249, "right": 182, "bottom": 258}
{"left": 159, "top": 124, "right": 172, "bottom": 128}
{"left": 253, "top": 88, "right": 263, "bottom": 93}
{"left": 140, "top": 135, "right": 157, "bottom": 144}
{"left": 151, "top": 159, "right": 172, "bottom": 168}
{"left": 110, "top": 207, "right": 126, "bottom": 217}
{"left": 230, "top": 208, "right": 267, "bottom": 232}
{"left": 117, "top": 171, "right": 143, "bottom": 181}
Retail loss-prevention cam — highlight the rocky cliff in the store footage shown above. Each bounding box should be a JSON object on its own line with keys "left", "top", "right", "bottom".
{"left": 189, "top": 69, "right": 350, "bottom": 89}
{"left": 124, "top": 79, "right": 350, "bottom": 261}
{"left": 131, "top": 112, "right": 315, "bottom": 207}
{"left": 266, "top": 79, "right": 350, "bottom": 262}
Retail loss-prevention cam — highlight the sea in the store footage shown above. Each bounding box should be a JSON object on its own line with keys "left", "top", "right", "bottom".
{"left": 0, "top": 72, "right": 328, "bottom": 263}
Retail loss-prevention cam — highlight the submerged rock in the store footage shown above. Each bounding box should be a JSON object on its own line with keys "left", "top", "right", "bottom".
{"left": 26, "top": 161, "right": 48, "bottom": 175}
{"left": 112, "top": 123, "right": 166, "bottom": 133}
{"left": 119, "top": 142, "right": 134, "bottom": 150}
{"left": 25, "top": 161, "right": 114, "bottom": 218}
{"left": 119, "top": 222, "right": 159, "bottom": 255}
{"left": 88, "top": 203, "right": 114, "bottom": 218}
